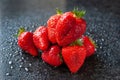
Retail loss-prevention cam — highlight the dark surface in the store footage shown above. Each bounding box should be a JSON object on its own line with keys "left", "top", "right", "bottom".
{"left": 0, "top": 0, "right": 120, "bottom": 80}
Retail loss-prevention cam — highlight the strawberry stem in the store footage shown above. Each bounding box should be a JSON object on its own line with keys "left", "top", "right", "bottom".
{"left": 70, "top": 39, "right": 83, "bottom": 46}
{"left": 17, "top": 27, "right": 25, "bottom": 37}
{"left": 89, "top": 37, "right": 98, "bottom": 48}
{"left": 56, "top": 8, "right": 63, "bottom": 14}
{"left": 72, "top": 8, "right": 86, "bottom": 18}
{"left": 59, "top": 53, "right": 63, "bottom": 62}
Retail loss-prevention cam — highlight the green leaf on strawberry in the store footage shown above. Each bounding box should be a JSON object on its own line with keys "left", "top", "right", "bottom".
{"left": 72, "top": 8, "right": 86, "bottom": 18}
{"left": 70, "top": 39, "right": 83, "bottom": 46}
{"left": 56, "top": 8, "right": 63, "bottom": 14}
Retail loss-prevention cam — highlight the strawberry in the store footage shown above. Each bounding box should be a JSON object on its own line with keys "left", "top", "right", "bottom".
{"left": 62, "top": 45, "right": 86, "bottom": 73}
{"left": 41, "top": 45, "right": 63, "bottom": 67}
{"left": 17, "top": 28, "right": 38, "bottom": 56}
{"left": 56, "top": 9, "right": 86, "bottom": 46}
{"left": 73, "top": 9, "right": 86, "bottom": 36}
{"left": 33, "top": 26, "right": 50, "bottom": 51}
{"left": 82, "top": 36, "right": 96, "bottom": 57}
{"left": 47, "top": 9, "right": 62, "bottom": 43}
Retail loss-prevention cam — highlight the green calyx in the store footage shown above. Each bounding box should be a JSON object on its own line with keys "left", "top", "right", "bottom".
{"left": 17, "top": 27, "right": 25, "bottom": 37}
{"left": 72, "top": 8, "right": 86, "bottom": 18}
{"left": 70, "top": 39, "right": 83, "bottom": 46}
{"left": 89, "top": 37, "right": 98, "bottom": 48}
{"left": 59, "top": 53, "right": 63, "bottom": 62}
{"left": 56, "top": 8, "right": 63, "bottom": 14}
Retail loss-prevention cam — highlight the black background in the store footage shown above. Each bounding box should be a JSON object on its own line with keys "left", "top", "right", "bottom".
{"left": 0, "top": 0, "right": 120, "bottom": 80}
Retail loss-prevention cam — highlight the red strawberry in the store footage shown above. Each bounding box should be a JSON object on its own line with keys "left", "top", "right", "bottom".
{"left": 41, "top": 45, "right": 63, "bottom": 67}
{"left": 33, "top": 26, "right": 50, "bottom": 51}
{"left": 17, "top": 28, "right": 38, "bottom": 56}
{"left": 75, "top": 18, "right": 86, "bottom": 36}
{"left": 47, "top": 9, "right": 62, "bottom": 43}
{"left": 73, "top": 9, "right": 86, "bottom": 36}
{"left": 62, "top": 45, "right": 86, "bottom": 73}
{"left": 56, "top": 9, "right": 86, "bottom": 46}
{"left": 82, "top": 36, "right": 96, "bottom": 57}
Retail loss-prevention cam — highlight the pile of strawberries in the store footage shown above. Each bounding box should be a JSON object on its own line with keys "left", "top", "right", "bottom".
{"left": 17, "top": 9, "right": 96, "bottom": 73}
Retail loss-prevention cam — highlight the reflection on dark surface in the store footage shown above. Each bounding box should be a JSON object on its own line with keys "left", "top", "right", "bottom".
{"left": 66, "top": 0, "right": 120, "bottom": 16}
{"left": 0, "top": 0, "right": 120, "bottom": 80}
{"left": 1, "top": 0, "right": 66, "bottom": 17}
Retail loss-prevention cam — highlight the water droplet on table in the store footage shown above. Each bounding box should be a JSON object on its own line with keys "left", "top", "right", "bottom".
{"left": 19, "top": 65, "right": 22, "bottom": 68}
{"left": 8, "top": 61, "right": 12, "bottom": 65}
{"left": 25, "top": 67, "right": 29, "bottom": 72}
{"left": 29, "top": 63, "right": 32, "bottom": 67}
{"left": 6, "top": 73, "right": 10, "bottom": 76}
{"left": 101, "top": 38, "right": 104, "bottom": 41}
{"left": 100, "top": 46, "right": 102, "bottom": 49}
{"left": 10, "top": 66, "right": 13, "bottom": 69}
{"left": 22, "top": 57, "right": 24, "bottom": 60}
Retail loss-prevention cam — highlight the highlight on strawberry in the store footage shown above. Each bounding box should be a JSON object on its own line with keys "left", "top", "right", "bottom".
{"left": 17, "top": 8, "right": 97, "bottom": 73}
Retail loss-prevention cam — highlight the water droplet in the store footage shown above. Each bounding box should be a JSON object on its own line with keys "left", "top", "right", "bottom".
{"left": 19, "top": 65, "right": 22, "bottom": 68}
{"left": 9, "top": 53, "right": 12, "bottom": 56}
{"left": 15, "top": 58, "right": 18, "bottom": 61}
{"left": 10, "top": 42, "right": 13, "bottom": 45}
{"left": 19, "top": 51, "right": 23, "bottom": 55}
{"left": 101, "top": 38, "right": 104, "bottom": 41}
{"left": 6, "top": 73, "right": 10, "bottom": 76}
{"left": 10, "top": 66, "right": 13, "bottom": 69}
{"left": 8, "top": 61, "right": 12, "bottom": 65}
{"left": 0, "top": 60, "right": 3, "bottom": 63}
{"left": 13, "top": 55, "right": 15, "bottom": 57}
{"left": 30, "top": 30, "right": 33, "bottom": 32}
{"left": 100, "top": 46, "right": 102, "bottom": 49}
{"left": 25, "top": 67, "right": 29, "bottom": 72}
{"left": 95, "top": 39, "right": 98, "bottom": 43}
{"left": 29, "top": 63, "right": 32, "bottom": 67}
{"left": 15, "top": 50, "right": 18, "bottom": 54}
{"left": 43, "top": 69, "right": 47, "bottom": 74}
{"left": 32, "top": 25, "right": 35, "bottom": 28}
{"left": 19, "top": 59, "right": 22, "bottom": 62}
{"left": 21, "top": 57, "right": 24, "bottom": 60}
